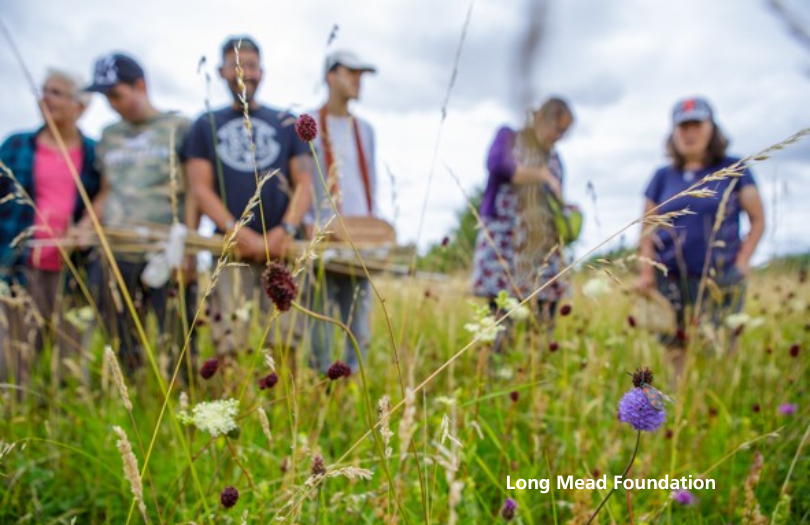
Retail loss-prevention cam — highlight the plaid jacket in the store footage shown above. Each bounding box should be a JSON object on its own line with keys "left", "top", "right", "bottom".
{"left": 0, "top": 128, "right": 101, "bottom": 285}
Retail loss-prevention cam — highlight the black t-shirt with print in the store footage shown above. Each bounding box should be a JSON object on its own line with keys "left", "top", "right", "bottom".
{"left": 181, "top": 105, "right": 310, "bottom": 233}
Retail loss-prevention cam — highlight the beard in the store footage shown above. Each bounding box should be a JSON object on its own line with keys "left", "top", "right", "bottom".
{"left": 229, "top": 79, "right": 258, "bottom": 104}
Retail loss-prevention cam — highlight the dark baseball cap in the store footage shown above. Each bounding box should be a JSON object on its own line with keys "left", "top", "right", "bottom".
{"left": 221, "top": 36, "right": 261, "bottom": 59}
{"left": 86, "top": 53, "right": 145, "bottom": 93}
{"left": 672, "top": 97, "right": 713, "bottom": 125}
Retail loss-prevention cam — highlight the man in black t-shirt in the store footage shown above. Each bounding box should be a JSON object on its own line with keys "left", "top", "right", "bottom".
{"left": 181, "top": 36, "right": 313, "bottom": 355}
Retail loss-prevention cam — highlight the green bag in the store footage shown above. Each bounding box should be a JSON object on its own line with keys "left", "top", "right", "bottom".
{"left": 546, "top": 191, "right": 583, "bottom": 245}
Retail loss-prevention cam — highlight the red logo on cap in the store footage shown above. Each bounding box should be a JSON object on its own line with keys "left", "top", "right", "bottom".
{"left": 682, "top": 99, "right": 696, "bottom": 111}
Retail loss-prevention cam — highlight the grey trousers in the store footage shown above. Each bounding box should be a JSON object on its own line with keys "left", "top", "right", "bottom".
{"left": 0, "top": 268, "right": 81, "bottom": 386}
{"left": 208, "top": 263, "right": 303, "bottom": 356}
{"left": 306, "top": 271, "right": 372, "bottom": 374}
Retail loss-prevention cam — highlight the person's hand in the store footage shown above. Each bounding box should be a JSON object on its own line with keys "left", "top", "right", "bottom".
{"left": 174, "top": 253, "right": 198, "bottom": 282}
{"left": 637, "top": 270, "right": 655, "bottom": 295}
{"left": 233, "top": 227, "right": 266, "bottom": 262}
{"left": 265, "top": 225, "right": 291, "bottom": 260}
{"left": 71, "top": 215, "right": 96, "bottom": 250}
{"left": 734, "top": 258, "right": 750, "bottom": 277}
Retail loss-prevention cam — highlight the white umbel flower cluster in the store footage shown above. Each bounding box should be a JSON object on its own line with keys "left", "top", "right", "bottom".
{"left": 582, "top": 276, "right": 612, "bottom": 298}
{"left": 178, "top": 399, "right": 240, "bottom": 437}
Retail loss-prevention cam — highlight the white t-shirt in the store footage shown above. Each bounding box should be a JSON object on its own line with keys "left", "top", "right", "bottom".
{"left": 306, "top": 112, "right": 377, "bottom": 225}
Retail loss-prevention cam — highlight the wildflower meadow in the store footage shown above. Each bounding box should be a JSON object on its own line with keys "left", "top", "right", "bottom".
{"left": 0, "top": 256, "right": 808, "bottom": 523}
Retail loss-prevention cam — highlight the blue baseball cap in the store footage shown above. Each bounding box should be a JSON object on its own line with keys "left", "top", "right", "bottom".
{"left": 86, "top": 53, "right": 145, "bottom": 93}
{"left": 672, "top": 97, "right": 713, "bottom": 125}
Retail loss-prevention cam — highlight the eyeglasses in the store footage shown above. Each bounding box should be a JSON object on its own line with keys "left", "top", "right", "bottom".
{"left": 40, "top": 86, "right": 74, "bottom": 100}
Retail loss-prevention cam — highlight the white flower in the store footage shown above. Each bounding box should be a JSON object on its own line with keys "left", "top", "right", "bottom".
{"left": 725, "top": 312, "right": 763, "bottom": 330}
{"left": 463, "top": 315, "right": 505, "bottom": 343}
{"left": 494, "top": 290, "right": 531, "bottom": 321}
{"left": 495, "top": 367, "right": 514, "bottom": 380}
{"left": 65, "top": 306, "right": 94, "bottom": 331}
{"left": 434, "top": 396, "right": 457, "bottom": 407}
{"left": 234, "top": 302, "right": 252, "bottom": 322}
{"left": 582, "top": 276, "right": 612, "bottom": 298}
{"left": 178, "top": 399, "right": 239, "bottom": 438}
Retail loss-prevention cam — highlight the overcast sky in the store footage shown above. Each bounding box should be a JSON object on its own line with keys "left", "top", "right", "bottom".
{"left": 2, "top": 0, "right": 809, "bottom": 265}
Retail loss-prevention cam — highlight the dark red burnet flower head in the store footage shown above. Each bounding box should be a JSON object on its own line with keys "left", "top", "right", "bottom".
{"left": 326, "top": 360, "right": 352, "bottom": 380}
{"left": 262, "top": 261, "right": 298, "bottom": 312}
{"left": 509, "top": 390, "right": 519, "bottom": 403}
{"left": 200, "top": 358, "right": 219, "bottom": 380}
{"left": 559, "top": 304, "right": 572, "bottom": 316}
{"left": 311, "top": 453, "right": 326, "bottom": 476}
{"left": 295, "top": 114, "right": 318, "bottom": 142}
{"left": 789, "top": 344, "right": 800, "bottom": 358}
{"left": 548, "top": 341, "right": 559, "bottom": 352}
{"left": 259, "top": 372, "right": 279, "bottom": 390}
{"left": 627, "top": 315, "right": 637, "bottom": 328}
{"left": 631, "top": 366, "right": 654, "bottom": 388}
{"left": 220, "top": 486, "right": 239, "bottom": 508}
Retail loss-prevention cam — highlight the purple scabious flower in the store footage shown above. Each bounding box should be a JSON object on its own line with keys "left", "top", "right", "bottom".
{"left": 618, "top": 388, "right": 666, "bottom": 432}
{"left": 779, "top": 403, "right": 798, "bottom": 416}
{"left": 671, "top": 489, "right": 697, "bottom": 506}
{"left": 500, "top": 498, "right": 517, "bottom": 521}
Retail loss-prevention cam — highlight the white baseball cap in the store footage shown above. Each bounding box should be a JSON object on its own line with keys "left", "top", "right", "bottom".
{"left": 324, "top": 50, "right": 377, "bottom": 76}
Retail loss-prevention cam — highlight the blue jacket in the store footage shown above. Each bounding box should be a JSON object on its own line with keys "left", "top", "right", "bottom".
{"left": 0, "top": 128, "right": 101, "bottom": 285}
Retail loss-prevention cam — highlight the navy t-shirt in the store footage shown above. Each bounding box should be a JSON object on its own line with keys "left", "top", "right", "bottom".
{"left": 644, "top": 156, "right": 756, "bottom": 277}
{"left": 180, "top": 106, "right": 310, "bottom": 233}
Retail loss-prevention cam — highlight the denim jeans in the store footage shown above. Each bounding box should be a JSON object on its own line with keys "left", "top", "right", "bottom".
{"left": 306, "top": 271, "right": 372, "bottom": 374}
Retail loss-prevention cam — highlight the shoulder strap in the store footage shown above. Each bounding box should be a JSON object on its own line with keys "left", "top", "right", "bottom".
{"left": 318, "top": 106, "right": 373, "bottom": 215}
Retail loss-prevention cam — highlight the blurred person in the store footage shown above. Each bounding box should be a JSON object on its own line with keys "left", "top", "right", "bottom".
{"left": 304, "top": 49, "right": 378, "bottom": 374}
{"left": 181, "top": 36, "right": 313, "bottom": 356}
{"left": 637, "top": 97, "right": 765, "bottom": 377}
{"left": 82, "top": 53, "right": 197, "bottom": 376}
{"left": 0, "top": 68, "right": 101, "bottom": 385}
{"left": 470, "top": 97, "right": 574, "bottom": 339}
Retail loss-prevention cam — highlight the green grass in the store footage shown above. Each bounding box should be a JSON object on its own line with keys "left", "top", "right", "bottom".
{"left": 0, "top": 266, "right": 808, "bottom": 524}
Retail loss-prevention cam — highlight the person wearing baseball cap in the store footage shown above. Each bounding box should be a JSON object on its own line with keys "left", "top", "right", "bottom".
{"left": 301, "top": 48, "right": 380, "bottom": 374}
{"left": 81, "top": 52, "right": 198, "bottom": 376}
{"left": 637, "top": 96, "right": 765, "bottom": 380}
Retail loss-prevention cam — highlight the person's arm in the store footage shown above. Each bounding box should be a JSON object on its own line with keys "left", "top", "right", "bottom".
{"left": 265, "top": 154, "right": 314, "bottom": 258}
{"left": 76, "top": 174, "right": 108, "bottom": 226}
{"left": 281, "top": 153, "right": 314, "bottom": 227}
{"left": 185, "top": 157, "right": 263, "bottom": 260}
{"left": 511, "top": 165, "right": 561, "bottom": 197}
{"left": 734, "top": 185, "right": 765, "bottom": 275}
{"left": 487, "top": 127, "right": 560, "bottom": 195}
{"left": 637, "top": 198, "right": 658, "bottom": 292}
{"left": 185, "top": 158, "right": 234, "bottom": 231}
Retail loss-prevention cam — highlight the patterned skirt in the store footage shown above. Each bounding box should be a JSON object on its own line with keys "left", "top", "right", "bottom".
{"left": 470, "top": 185, "right": 567, "bottom": 302}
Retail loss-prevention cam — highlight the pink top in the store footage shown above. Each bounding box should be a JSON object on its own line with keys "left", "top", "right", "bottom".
{"left": 29, "top": 140, "right": 81, "bottom": 271}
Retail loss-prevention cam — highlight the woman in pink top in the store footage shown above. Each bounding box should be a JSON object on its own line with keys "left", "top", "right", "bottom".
{"left": 0, "top": 68, "right": 101, "bottom": 386}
